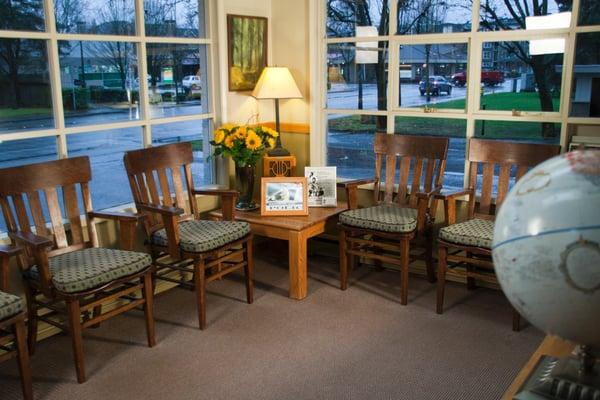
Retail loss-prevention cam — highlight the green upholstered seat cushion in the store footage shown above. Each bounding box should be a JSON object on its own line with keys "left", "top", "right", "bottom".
{"left": 0, "top": 291, "right": 24, "bottom": 321}
{"left": 151, "top": 220, "right": 251, "bottom": 253}
{"left": 438, "top": 218, "right": 494, "bottom": 249}
{"left": 339, "top": 204, "right": 418, "bottom": 233}
{"left": 27, "top": 248, "right": 152, "bottom": 294}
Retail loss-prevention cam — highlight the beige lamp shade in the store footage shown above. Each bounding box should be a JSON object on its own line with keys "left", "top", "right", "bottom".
{"left": 251, "top": 67, "right": 302, "bottom": 99}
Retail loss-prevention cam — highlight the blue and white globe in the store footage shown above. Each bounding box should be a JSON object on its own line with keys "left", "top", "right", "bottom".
{"left": 492, "top": 150, "right": 600, "bottom": 347}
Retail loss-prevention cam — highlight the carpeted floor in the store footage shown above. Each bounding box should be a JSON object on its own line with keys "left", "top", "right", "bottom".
{"left": 1, "top": 240, "right": 542, "bottom": 400}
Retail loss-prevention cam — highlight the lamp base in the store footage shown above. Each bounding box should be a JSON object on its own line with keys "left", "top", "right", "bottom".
{"left": 514, "top": 352, "right": 600, "bottom": 399}
{"left": 267, "top": 147, "right": 291, "bottom": 157}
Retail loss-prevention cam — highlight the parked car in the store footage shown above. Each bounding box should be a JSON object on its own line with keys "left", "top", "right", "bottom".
{"left": 419, "top": 76, "right": 452, "bottom": 96}
{"left": 182, "top": 75, "right": 201, "bottom": 89}
{"left": 451, "top": 70, "right": 505, "bottom": 87}
{"left": 154, "top": 83, "right": 177, "bottom": 100}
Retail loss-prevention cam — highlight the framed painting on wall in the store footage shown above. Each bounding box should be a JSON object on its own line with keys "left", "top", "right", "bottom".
{"left": 227, "top": 14, "right": 268, "bottom": 91}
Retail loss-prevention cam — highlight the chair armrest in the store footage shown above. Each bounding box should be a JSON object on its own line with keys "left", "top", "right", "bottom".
{"left": 0, "top": 244, "right": 22, "bottom": 257}
{"left": 9, "top": 231, "right": 53, "bottom": 250}
{"left": 434, "top": 188, "right": 475, "bottom": 226}
{"left": 192, "top": 186, "right": 238, "bottom": 221}
{"left": 336, "top": 178, "right": 377, "bottom": 189}
{"left": 337, "top": 178, "right": 377, "bottom": 210}
{"left": 434, "top": 188, "right": 473, "bottom": 201}
{"left": 136, "top": 203, "right": 185, "bottom": 216}
{"left": 416, "top": 185, "right": 443, "bottom": 200}
{"left": 88, "top": 210, "right": 143, "bottom": 222}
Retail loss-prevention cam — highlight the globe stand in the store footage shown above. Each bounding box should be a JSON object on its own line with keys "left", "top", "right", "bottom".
{"left": 515, "top": 346, "right": 600, "bottom": 400}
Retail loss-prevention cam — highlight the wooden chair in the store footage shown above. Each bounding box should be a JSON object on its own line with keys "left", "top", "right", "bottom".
{"left": 436, "top": 138, "right": 560, "bottom": 329}
{"left": 0, "top": 157, "right": 156, "bottom": 383}
{"left": 123, "top": 142, "right": 254, "bottom": 330}
{"left": 0, "top": 245, "right": 32, "bottom": 400}
{"left": 338, "top": 133, "right": 449, "bottom": 304}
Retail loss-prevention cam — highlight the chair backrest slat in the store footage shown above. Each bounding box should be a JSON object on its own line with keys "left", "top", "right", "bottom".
{"left": 44, "top": 187, "right": 68, "bottom": 249}
{"left": 145, "top": 170, "right": 162, "bottom": 205}
{"left": 27, "top": 191, "right": 49, "bottom": 237}
{"left": 171, "top": 166, "right": 189, "bottom": 214}
{"left": 183, "top": 164, "right": 197, "bottom": 217}
{"left": 372, "top": 133, "right": 449, "bottom": 208}
{"left": 63, "top": 184, "right": 84, "bottom": 245}
{"left": 157, "top": 169, "right": 173, "bottom": 207}
{"left": 467, "top": 138, "right": 560, "bottom": 219}
{"left": 0, "top": 197, "right": 16, "bottom": 232}
{"left": 80, "top": 182, "right": 99, "bottom": 248}
{"left": 384, "top": 155, "right": 396, "bottom": 203}
{"left": 12, "top": 194, "right": 31, "bottom": 233}
{"left": 373, "top": 154, "right": 383, "bottom": 202}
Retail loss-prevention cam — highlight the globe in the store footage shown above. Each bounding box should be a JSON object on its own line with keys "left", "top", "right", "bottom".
{"left": 492, "top": 150, "right": 600, "bottom": 347}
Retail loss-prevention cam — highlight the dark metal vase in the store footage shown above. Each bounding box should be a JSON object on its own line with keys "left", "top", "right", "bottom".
{"left": 234, "top": 164, "right": 258, "bottom": 211}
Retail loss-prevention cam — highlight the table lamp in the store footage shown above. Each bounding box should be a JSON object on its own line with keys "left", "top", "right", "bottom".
{"left": 252, "top": 66, "right": 302, "bottom": 156}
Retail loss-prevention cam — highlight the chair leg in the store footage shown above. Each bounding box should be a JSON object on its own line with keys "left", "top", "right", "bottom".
{"left": 425, "top": 231, "right": 436, "bottom": 283}
{"left": 339, "top": 229, "right": 348, "bottom": 290}
{"left": 90, "top": 293, "right": 102, "bottom": 329}
{"left": 193, "top": 258, "right": 207, "bottom": 330}
{"left": 142, "top": 272, "right": 156, "bottom": 347}
{"left": 14, "top": 317, "right": 33, "bottom": 400}
{"left": 244, "top": 237, "right": 254, "bottom": 304}
{"left": 466, "top": 252, "right": 476, "bottom": 290}
{"left": 66, "top": 299, "right": 86, "bottom": 383}
{"left": 400, "top": 237, "right": 410, "bottom": 305}
{"left": 512, "top": 308, "right": 521, "bottom": 332}
{"left": 437, "top": 245, "right": 448, "bottom": 314}
{"left": 23, "top": 284, "right": 38, "bottom": 356}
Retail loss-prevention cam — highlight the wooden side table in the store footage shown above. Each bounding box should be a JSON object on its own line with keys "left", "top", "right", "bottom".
{"left": 263, "top": 155, "right": 297, "bottom": 177}
{"left": 210, "top": 202, "right": 347, "bottom": 299}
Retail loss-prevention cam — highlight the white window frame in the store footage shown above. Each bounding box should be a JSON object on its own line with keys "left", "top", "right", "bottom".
{"left": 0, "top": 0, "right": 219, "bottom": 185}
{"left": 310, "top": 0, "right": 600, "bottom": 185}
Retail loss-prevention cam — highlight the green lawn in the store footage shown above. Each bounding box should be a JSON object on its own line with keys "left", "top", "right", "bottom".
{"left": 329, "top": 92, "right": 561, "bottom": 141}
{"left": 0, "top": 107, "right": 52, "bottom": 119}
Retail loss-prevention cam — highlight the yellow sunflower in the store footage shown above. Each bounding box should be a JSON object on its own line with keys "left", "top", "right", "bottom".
{"left": 263, "top": 126, "right": 279, "bottom": 138}
{"left": 245, "top": 132, "right": 262, "bottom": 151}
{"left": 267, "top": 137, "right": 276, "bottom": 148}
{"left": 224, "top": 134, "right": 236, "bottom": 149}
{"left": 214, "top": 129, "right": 225, "bottom": 144}
{"left": 235, "top": 126, "right": 248, "bottom": 139}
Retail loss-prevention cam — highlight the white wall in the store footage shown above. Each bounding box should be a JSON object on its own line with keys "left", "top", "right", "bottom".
{"left": 216, "top": 0, "right": 310, "bottom": 126}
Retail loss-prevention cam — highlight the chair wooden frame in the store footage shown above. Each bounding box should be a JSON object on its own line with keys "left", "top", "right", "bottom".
{"left": 123, "top": 142, "right": 254, "bottom": 330}
{"left": 0, "top": 157, "right": 156, "bottom": 383}
{"left": 0, "top": 245, "right": 32, "bottom": 400}
{"left": 436, "top": 138, "right": 560, "bottom": 330}
{"left": 338, "top": 133, "right": 449, "bottom": 304}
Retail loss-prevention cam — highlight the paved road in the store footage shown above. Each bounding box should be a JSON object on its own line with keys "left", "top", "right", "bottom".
{"left": 327, "top": 80, "right": 514, "bottom": 110}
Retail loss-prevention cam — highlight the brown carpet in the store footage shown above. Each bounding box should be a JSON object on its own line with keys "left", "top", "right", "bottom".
{"left": 0, "top": 240, "right": 542, "bottom": 400}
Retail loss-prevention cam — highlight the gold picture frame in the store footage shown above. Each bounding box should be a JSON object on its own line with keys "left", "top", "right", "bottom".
{"left": 261, "top": 177, "right": 308, "bottom": 216}
{"left": 227, "top": 14, "right": 268, "bottom": 92}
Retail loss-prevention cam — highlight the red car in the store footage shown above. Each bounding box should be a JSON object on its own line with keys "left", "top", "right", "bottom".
{"left": 451, "top": 71, "right": 505, "bottom": 87}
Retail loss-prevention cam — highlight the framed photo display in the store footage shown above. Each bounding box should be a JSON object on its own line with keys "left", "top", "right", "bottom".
{"left": 305, "top": 167, "right": 337, "bottom": 207}
{"left": 261, "top": 177, "right": 308, "bottom": 216}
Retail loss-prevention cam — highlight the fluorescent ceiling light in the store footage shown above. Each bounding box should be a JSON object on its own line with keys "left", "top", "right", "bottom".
{"left": 529, "top": 38, "right": 566, "bottom": 55}
{"left": 526, "top": 12, "right": 571, "bottom": 30}
{"left": 355, "top": 26, "right": 378, "bottom": 64}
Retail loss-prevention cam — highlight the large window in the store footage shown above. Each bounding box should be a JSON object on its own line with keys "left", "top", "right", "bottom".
{"left": 319, "top": 0, "right": 600, "bottom": 188}
{"left": 0, "top": 0, "right": 215, "bottom": 233}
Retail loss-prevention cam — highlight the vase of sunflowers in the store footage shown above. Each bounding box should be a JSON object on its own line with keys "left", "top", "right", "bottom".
{"left": 211, "top": 124, "right": 279, "bottom": 211}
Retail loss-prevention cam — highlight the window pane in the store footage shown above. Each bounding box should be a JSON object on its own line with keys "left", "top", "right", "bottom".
{"left": 0, "top": 0, "right": 45, "bottom": 31}
{"left": 479, "top": 41, "right": 563, "bottom": 113}
{"left": 474, "top": 120, "right": 561, "bottom": 143}
{"left": 326, "top": 0, "right": 388, "bottom": 38}
{"left": 58, "top": 40, "right": 140, "bottom": 127}
{"left": 0, "top": 39, "right": 54, "bottom": 133}
{"left": 479, "top": 1, "right": 571, "bottom": 31}
{"left": 0, "top": 136, "right": 58, "bottom": 232}
{"left": 55, "top": 0, "right": 135, "bottom": 35}
{"left": 570, "top": 33, "right": 600, "bottom": 118}
{"left": 327, "top": 43, "right": 388, "bottom": 110}
{"left": 397, "top": 0, "right": 471, "bottom": 35}
{"left": 327, "top": 114, "right": 386, "bottom": 179}
{"left": 66, "top": 128, "right": 142, "bottom": 210}
{"left": 579, "top": 0, "right": 600, "bottom": 26}
{"left": 151, "top": 119, "right": 212, "bottom": 186}
{"left": 147, "top": 44, "right": 209, "bottom": 119}
{"left": 399, "top": 43, "right": 467, "bottom": 109}
{"left": 394, "top": 117, "right": 466, "bottom": 192}
{"left": 144, "top": 0, "right": 205, "bottom": 38}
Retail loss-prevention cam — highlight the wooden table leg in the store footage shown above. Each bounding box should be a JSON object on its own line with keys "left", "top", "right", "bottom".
{"left": 288, "top": 230, "right": 307, "bottom": 300}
